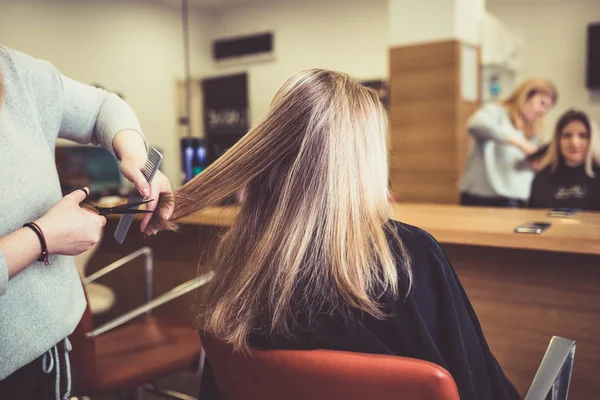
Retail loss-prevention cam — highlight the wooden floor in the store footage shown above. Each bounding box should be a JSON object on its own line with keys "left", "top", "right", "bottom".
{"left": 89, "top": 219, "right": 600, "bottom": 399}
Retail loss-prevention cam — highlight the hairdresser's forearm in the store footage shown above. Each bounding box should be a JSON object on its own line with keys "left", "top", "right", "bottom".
{"left": 0, "top": 228, "right": 43, "bottom": 281}
{"left": 505, "top": 136, "right": 537, "bottom": 155}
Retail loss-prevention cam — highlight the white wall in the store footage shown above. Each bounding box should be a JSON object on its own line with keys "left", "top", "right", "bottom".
{"left": 389, "top": 0, "right": 484, "bottom": 47}
{"left": 207, "top": 0, "right": 389, "bottom": 125}
{"left": 487, "top": 0, "right": 600, "bottom": 139}
{"left": 0, "top": 0, "right": 215, "bottom": 186}
{"left": 3, "top": 0, "right": 597, "bottom": 183}
{"left": 209, "top": 0, "right": 600, "bottom": 140}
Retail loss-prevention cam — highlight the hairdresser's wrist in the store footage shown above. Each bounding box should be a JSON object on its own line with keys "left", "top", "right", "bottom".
{"left": 504, "top": 135, "right": 520, "bottom": 148}
{"left": 114, "top": 130, "right": 152, "bottom": 196}
{"left": 22, "top": 226, "right": 43, "bottom": 258}
{"left": 0, "top": 227, "right": 45, "bottom": 280}
{"left": 34, "top": 217, "right": 55, "bottom": 256}
{"left": 113, "top": 129, "right": 147, "bottom": 164}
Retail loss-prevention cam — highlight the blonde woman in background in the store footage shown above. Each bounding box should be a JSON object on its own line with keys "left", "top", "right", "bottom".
{"left": 529, "top": 109, "right": 600, "bottom": 210}
{"left": 150, "top": 69, "right": 520, "bottom": 400}
{"left": 459, "top": 79, "right": 558, "bottom": 207}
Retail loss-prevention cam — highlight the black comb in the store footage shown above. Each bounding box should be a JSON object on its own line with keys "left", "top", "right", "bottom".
{"left": 114, "top": 147, "right": 163, "bottom": 244}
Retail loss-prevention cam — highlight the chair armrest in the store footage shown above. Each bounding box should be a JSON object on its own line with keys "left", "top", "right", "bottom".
{"left": 83, "top": 247, "right": 153, "bottom": 306}
{"left": 85, "top": 271, "right": 214, "bottom": 339}
{"left": 524, "top": 336, "right": 576, "bottom": 400}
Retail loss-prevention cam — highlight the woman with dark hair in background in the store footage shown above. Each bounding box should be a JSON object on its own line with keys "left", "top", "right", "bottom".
{"left": 459, "top": 79, "right": 557, "bottom": 207}
{"left": 150, "top": 69, "right": 521, "bottom": 400}
{"left": 529, "top": 109, "right": 600, "bottom": 210}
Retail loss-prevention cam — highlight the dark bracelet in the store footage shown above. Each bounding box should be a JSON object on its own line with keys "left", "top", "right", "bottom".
{"left": 23, "top": 222, "right": 50, "bottom": 266}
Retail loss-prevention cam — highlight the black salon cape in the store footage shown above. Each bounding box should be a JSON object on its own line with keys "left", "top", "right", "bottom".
{"left": 529, "top": 164, "right": 600, "bottom": 211}
{"left": 199, "top": 221, "right": 521, "bottom": 400}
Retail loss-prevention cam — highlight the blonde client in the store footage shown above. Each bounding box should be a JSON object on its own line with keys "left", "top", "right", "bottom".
{"left": 150, "top": 69, "right": 521, "bottom": 400}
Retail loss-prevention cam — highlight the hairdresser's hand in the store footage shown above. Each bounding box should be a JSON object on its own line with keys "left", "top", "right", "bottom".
{"left": 119, "top": 155, "right": 173, "bottom": 235}
{"left": 142, "top": 170, "right": 173, "bottom": 235}
{"left": 113, "top": 130, "right": 174, "bottom": 235}
{"left": 528, "top": 159, "right": 543, "bottom": 172}
{"left": 35, "top": 188, "right": 106, "bottom": 256}
{"left": 521, "top": 140, "right": 538, "bottom": 156}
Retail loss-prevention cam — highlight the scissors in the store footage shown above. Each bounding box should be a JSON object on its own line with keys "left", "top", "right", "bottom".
{"left": 72, "top": 187, "right": 155, "bottom": 216}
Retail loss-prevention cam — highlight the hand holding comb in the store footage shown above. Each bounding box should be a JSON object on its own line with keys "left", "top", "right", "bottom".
{"left": 114, "top": 147, "right": 163, "bottom": 244}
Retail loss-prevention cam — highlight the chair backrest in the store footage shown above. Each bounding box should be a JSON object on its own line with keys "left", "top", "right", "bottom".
{"left": 200, "top": 334, "right": 460, "bottom": 400}
{"left": 525, "top": 336, "right": 576, "bottom": 400}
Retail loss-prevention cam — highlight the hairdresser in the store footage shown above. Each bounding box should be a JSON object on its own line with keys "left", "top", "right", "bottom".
{"left": 459, "top": 79, "right": 557, "bottom": 207}
{"left": 0, "top": 45, "right": 173, "bottom": 399}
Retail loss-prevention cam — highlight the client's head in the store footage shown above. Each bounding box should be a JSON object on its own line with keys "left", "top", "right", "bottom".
{"left": 150, "top": 69, "right": 410, "bottom": 352}
{"left": 543, "top": 109, "right": 599, "bottom": 177}
{"left": 241, "top": 68, "right": 392, "bottom": 216}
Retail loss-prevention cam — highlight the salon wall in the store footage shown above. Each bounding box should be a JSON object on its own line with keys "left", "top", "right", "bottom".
{"left": 206, "top": 0, "right": 389, "bottom": 125}
{"left": 0, "top": 0, "right": 215, "bottom": 185}
{"left": 487, "top": 0, "right": 600, "bottom": 138}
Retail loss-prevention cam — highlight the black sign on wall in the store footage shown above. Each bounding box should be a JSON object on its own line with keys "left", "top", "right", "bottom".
{"left": 587, "top": 23, "right": 600, "bottom": 89}
{"left": 201, "top": 73, "right": 249, "bottom": 165}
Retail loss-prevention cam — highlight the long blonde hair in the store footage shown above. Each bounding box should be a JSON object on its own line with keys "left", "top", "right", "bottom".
{"left": 151, "top": 69, "right": 410, "bottom": 352}
{"left": 502, "top": 78, "right": 558, "bottom": 138}
{"left": 540, "top": 109, "right": 600, "bottom": 178}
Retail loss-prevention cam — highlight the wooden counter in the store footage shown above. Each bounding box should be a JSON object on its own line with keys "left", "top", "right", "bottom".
{"left": 93, "top": 204, "right": 600, "bottom": 399}
{"left": 180, "top": 203, "right": 600, "bottom": 255}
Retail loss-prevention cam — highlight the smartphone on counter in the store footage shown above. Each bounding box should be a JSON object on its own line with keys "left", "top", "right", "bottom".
{"left": 514, "top": 221, "right": 552, "bottom": 234}
{"left": 547, "top": 208, "right": 581, "bottom": 217}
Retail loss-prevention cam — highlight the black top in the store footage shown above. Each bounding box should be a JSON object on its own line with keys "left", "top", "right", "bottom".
{"left": 200, "top": 221, "right": 521, "bottom": 400}
{"left": 529, "top": 163, "right": 600, "bottom": 210}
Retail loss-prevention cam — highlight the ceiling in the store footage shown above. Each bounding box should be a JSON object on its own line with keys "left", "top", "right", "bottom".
{"left": 187, "top": 0, "right": 266, "bottom": 6}
{"left": 150, "top": 0, "right": 585, "bottom": 13}
{"left": 154, "top": 0, "right": 278, "bottom": 11}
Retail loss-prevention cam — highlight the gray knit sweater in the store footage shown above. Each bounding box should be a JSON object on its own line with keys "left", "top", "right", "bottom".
{"left": 459, "top": 103, "right": 536, "bottom": 201}
{"left": 0, "top": 45, "right": 144, "bottom": 379}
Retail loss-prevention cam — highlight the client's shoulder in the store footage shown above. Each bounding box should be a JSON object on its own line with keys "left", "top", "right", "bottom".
{"left": 535, "top": 165, "right": 554, "bottom": 177}
{"left": 386, "top": 220, "right": 443, "bottom": 257}
{"left": 385, "top": 220, "right": 454, "bottom": 291}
